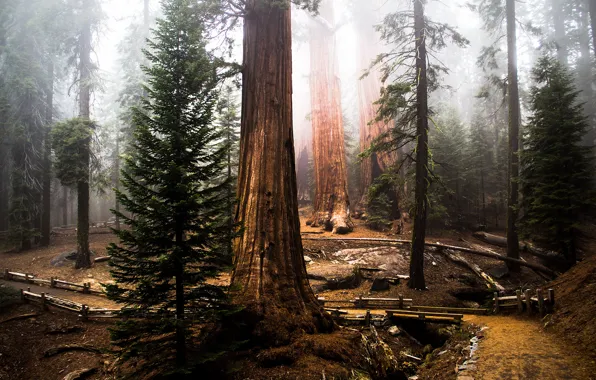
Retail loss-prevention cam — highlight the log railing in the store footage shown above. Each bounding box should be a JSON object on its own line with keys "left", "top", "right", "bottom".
{"left": 492, "top": 288, "right": 554, "bottom": 316}
{"left": 3, "top": 269, "right": 105, "bottom": 296}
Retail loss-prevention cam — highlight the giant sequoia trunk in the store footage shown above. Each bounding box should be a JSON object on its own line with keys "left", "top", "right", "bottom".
{"left": 506, "top": 0, "right": 521, "bottom": 271}
{"left": 355, "top": 0, "right": 397, "bottom": 205}
{"left": 40, "top": 60, "right": 53, "bottom": 247}
{"left": 231, "top": 0, "right": 332, "bottom": 345}
{"left": 308, "top": 1, "right": 353, "bottom": 234}
{"left": 76, "top": 0, "right": 92, "bottom": 269}
{"left": 409, "top": 0, "right": 428, "bottom": 290}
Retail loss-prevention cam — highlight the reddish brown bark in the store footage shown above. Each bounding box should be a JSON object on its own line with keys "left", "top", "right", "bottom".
{"left": 231, "top": 0, "right": 332, "bottom": 345}
{"left": 355, "top": 0, "right": 397, "bottom": 203}
{"left": 308, "top": 1, "right": 353, "bottom": 234}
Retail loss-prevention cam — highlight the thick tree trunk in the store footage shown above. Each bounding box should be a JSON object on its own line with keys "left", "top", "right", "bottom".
{"left": 308, "top": 1, "right": 353, "bottom": 234}
{"left": 174, "top": 228, "right": 185, "bottom": 366}
{"left": 62, "top": 186, "right": 68, "bottom": 226}
{"left": 354, "top": 0, "right": 397, "bottom": 204}
{"left": 552, "top": 0, "right": 568, "bottom": 65}
{"left": 41, "top": 60, "right": 53, "bottom": 247}
{"left": 76, "top": 0, "right": 92, "bottom": 269}
{"left": 232, "top": 0, "right": 332, "bottom": 345}
{"left": 506, "top": 0, "right": 521, "bottom": 272}
{"left": 409, "top": 0, "right": 428, "bottom": 290}
{"left": 114, "top": 134, "right": 120, "bottom": 231}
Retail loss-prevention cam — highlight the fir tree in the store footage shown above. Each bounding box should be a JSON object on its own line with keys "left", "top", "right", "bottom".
{"left": 520, "top": 56, "right": 593, "bottom": 267}
{"left": 106, "top": 0, "right": 232, "bottom": 373}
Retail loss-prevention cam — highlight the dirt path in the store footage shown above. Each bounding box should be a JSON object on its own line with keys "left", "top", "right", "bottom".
{"left": 465, "top": 315, "right": 596, "bottom": 380}
{"left": 0, "top": 279, "right": 117, "bottom": 309}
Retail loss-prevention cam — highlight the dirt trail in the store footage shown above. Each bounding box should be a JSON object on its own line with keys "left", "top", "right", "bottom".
{"left": 465, "top": 315, "right": 596, "bottom": 380}
{"left": 0, "top": 279, "right": 117, "bottom": 309}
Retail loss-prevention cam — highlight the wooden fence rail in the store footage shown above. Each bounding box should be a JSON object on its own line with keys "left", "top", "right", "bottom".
{"left": 3, "top": 269, "right": 105, "bottom": 297}
{"left": 493, "top": 288, "right": 554, "bottom": 316}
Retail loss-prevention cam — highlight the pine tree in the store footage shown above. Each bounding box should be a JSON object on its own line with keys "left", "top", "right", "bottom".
{"left": 106, "top": 0, "right": 231, "bottom": 372}
{"left": 520, "top": 56, "right": 593, "bottom": 267}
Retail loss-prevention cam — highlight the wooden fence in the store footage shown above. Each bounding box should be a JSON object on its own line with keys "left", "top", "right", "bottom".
{"left": 19, "top": 288, "right": 118, "bottom": 321}
{"left": 3, "top": 269, "right": 105, "bottom": 296}
{"left": 492, "top": 288, "right": 555, "bottom": 316}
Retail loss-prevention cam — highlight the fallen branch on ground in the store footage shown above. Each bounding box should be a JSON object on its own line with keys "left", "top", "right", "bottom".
{"left": 301, "top": 237, "right": 557, "bottom": 277}
{"left": 63, "top": 367, "right": 97, "bottom": 380}
{"left": 439, "top": 250, "right": 505, "bottom": 292}
{"left": 0, "top": 313, "right": 39, "bottom": 324}
{"left": 43, "top": 344, "right": 101, "bottom": 358}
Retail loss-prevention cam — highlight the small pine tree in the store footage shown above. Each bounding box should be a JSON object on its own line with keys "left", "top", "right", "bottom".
{"left": 106, "top": 0, "right": 232, "bottom": 374}
{"left": 520, "top": 56, "right": 593, "bottom": 267}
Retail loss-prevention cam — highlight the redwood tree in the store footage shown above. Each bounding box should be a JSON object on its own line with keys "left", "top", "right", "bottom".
{"left": 231, "top": 0, "right": 332, "bottom": 344}
{"left": 506, "top": 0, "right": 521, "bottom": 271}
{"left": 409, "top": 0, "right": 429, "bottom": 290}
{"left": 308, "top": 0, "right": 353, "bottom": 234}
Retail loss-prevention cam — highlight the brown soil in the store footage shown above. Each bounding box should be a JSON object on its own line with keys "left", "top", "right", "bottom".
{"left": 467, "top": 315, "right": 596, "bottom": 380}
{"left": 547, "top": 252, "right": 596, "bottom": 360}
{"left": 0, "top": 303, "right": 113, "bottom": 380}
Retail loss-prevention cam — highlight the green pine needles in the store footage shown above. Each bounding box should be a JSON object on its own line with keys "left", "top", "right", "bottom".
{"left": 520, "top": 56, "right": 594, "bottom": 266}
{"left": 106, "top": 0, "right": 234, "bottom": 374}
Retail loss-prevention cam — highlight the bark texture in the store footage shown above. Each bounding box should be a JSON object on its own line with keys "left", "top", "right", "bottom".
{"left": 506, "top": 0, "right": 521, "bottom": 271}
{"left": 231, "top": 0, "right": 332, "bottom": 346}
{"left": 308, "top": 1, "right": 353, "bottom": 234}
{"left": 76, "top": 0, "right": 92, "bottom": 269}
{"left": 409, "top": 0, "right": 428, "bottom": 290}
{"left": 41, "top": 60, "right": 53, "bottom": 247}
{"left": 355, "top": 0, "right": 397, "bottom": 203}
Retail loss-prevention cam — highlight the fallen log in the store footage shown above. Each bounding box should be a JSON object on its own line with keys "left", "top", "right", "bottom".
{"left": 63, "top": 368, "right": 97, "bottom": 380}
{"left": 0, "top": 313, "right": 39, "bottom": 324}
{"left": 473, "top": 232, "right": 567, "bottom": 263}
{"left": 43, "top": 344, "right": 101, "bottom": 358}
{"left": 440, "top": 250, "right": 505, "bottom": 292}
{"left": 93, "top": 256, "right": 110, "bottom": 263}
{"left": 302, "top": 237, "right": 557, "bottom": 277}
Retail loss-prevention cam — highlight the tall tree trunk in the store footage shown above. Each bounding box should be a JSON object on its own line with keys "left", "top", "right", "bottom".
{"left": 354, "top": 0, "right": 397, "bottom": 205}
{"left": 308, "top": 1, "right": 353, "bottom": 234}
{"left": 409, "top": 0, "right": 428, "bottom": 290}
{"left": 231, "top": 0, "right": 332, "bottom": 345}
{"left": 114, "top": 133, "right": 120, "bottom": 230}
{"left": 552, "top": 0, "right": 568, "bottom": 65}
{"left": 579, "top": 5, "right": 595, "bottom": 146}
{"left": 589, "top": 0, "right": 596, "bottom": 57}
{"left": 41, "top": 59, "right": 53, "bottom": 247}
{"left": 76, "top": 0, "right": 92, "bottom": 269}
{"left": 506, "top": 0, "right": 521, "bottom": 271}
{"left": 174, "top": 227, "right": 185, "bottom": 366}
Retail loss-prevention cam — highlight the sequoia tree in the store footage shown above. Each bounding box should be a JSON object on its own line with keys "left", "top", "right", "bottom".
{"left": 231, "top": 0, "right": 333, "bottom": 344}
{"left": 506, "top": 0, "right": 521, "bottom": 271}
{"left": 308, "top": 0, "right": 353, "bottom": 234}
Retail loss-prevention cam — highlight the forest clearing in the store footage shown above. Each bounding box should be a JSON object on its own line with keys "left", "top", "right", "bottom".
{"left": 2, "top": 0, "right": 596, "bottom": 378}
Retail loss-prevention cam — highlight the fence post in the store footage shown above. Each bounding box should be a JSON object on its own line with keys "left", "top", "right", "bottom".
{"left": 398, "top": 294, "right": 404, "bottom": 309}
{"left": 3, "top": 269, "right": 9, "bottom": 280}
{"left": 516, "top": 289, "right": 523, "bottom": 313}
{"left": 494, "top": 292, "right": 499, "bottom": 313}
{"left": 524, "top": 289, "right": 532, "bottom": 316}
{"left": 20, "top": 289, "right": 24, "bottom": 302}
{"left": 548, "top": 288, "right": 555, "bottom": 310}
{"left": 41, "top": 293, "right": 48, "bottom": 311}
{"left": 50, "top": 277, "right": 55, "bottom": 288}
{"left": 365, "top": 310, "right": 371, "bottom": 326}
{"left": 537, "top": 289, "right": 545, "bottom": 316}
{"left": 26, "top": 273, "right": 33, "bottom": 284}
{"left": 83, "top": 283, "right": 90, "bottom": 294}
{"left": 80, "top": 305, "right": 88, "bottom": 322}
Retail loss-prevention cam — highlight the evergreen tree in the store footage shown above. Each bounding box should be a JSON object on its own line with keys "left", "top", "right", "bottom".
{"left": 520, "top": 56, "right": 593, "bottom": 267}
{"left": 106, "top": 0, "right": 232, "bottom": 373}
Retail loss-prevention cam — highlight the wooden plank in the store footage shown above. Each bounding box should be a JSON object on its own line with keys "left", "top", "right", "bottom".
{"left": 525, "top": 289, "right": 532, "bottom": 316}
{"left": 54, "top": 279, "right": 85, "bottom": 288}
{"left": 497, "top": 295, "right": 518, "bottom": 301}
{"left": 360, "top": 297, "right": 413, "bottom": 302}
{"left": 409, "top": 306, "right": 489, "bottom": 315}
{"left": 386, "top": 309, "right": 464, "bottom": 320}
{"left": 516, "top": 290, "right": 523, "bottom": 313}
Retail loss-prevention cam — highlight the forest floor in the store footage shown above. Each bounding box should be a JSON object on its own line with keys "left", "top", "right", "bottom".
{"left": 1, "top": 213, "right": 596, "bottom": 379}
